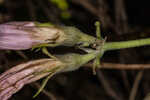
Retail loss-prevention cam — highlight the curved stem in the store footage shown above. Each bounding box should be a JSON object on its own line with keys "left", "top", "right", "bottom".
{"left": 104, "top": 38, "right": 150, "bottom": 51}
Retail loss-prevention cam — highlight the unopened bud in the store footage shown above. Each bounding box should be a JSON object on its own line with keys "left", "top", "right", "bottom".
{"left": 0, "top": 58, "right": 65, "bottom": 100}
{"left": 0, "top": 22, "right": 96, "bottom": 50}
{"left": 0, "top": 22, "right": 66, "bottom": 50}
{"left": 0, "top": 51, "right": 98, "bottom": 100}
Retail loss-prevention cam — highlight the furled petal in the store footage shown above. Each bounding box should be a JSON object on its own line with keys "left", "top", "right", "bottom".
{"left": 0, "top": 32, "right": 41, "bottom": 50}
{"left": 0, "top": 58, "right": 64, "bottom": 100}
{"left": 0, "top": 22, "right": 50, "bottom": 50}
{"left": 0, "top": 21, "right": 35, "bottom": 34}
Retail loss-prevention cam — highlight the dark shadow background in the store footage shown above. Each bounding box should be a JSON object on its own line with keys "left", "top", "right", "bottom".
{"left": 1, "top": 0, "right": 150, "bottom": 100}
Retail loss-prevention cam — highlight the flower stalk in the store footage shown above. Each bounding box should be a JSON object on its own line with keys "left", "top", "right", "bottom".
{"left": 104, "top": 38, "right": 150, "bottom": 51}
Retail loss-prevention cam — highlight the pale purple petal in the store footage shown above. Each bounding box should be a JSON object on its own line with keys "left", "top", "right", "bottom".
{"left": 0, "top": 58, "right": 63, "bottom": 100}
{"left": 0, "top": 22, "right": 35, "bottom": 34}
{"left": 0, "top": 21, "right": 61, "bottom": 50}
{"left": 0, "top": 22, "right": 45, "bottom": 50}
{"left": 0, "top": 33, "right": 34, "bottom": 50}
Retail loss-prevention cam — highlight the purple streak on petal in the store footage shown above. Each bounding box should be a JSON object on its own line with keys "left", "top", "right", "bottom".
{"left": 0, "top": 59, "right": 49, "bottom": 80}
{"left": 0, "top": 24, "right": 29, "bottom": 34}
{"left": 0, "top": 87, "right": 14, "bottom": 99}
{"left": 0, "top": 68, "right": 34, "bottom": 90}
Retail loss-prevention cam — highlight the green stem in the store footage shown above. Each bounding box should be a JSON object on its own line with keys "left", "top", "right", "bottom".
{"left": 95, "top": 21, "right": 101, "bottom": 39}
{"left": 104, "top": 38, "right": 150, "bottom": 51}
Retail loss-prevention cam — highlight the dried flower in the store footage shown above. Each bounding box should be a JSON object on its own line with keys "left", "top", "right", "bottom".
{"left": 0, "top": 51, "right": 98, "bottom": 100}
{"left": 0, "top": 21, "right": 96, "bottom": 50}
{"left": 0, "top": 58, "right": 65, "bottom": 100}
{"left": 0, "top": 22, "right": 64, "bottom": 50}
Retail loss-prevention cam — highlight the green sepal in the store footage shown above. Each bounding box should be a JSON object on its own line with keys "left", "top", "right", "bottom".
{"left": 33, "top": 73, "right": 54, "bottom": 98}
{"left": 42, "top": 47, "right": 58, "bottom": 59}
{"left": 33, "top": 66, "right": 61, "bottom": 98}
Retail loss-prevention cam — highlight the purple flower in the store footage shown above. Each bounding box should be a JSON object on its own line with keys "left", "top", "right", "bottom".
{"left": 0, "top": 22, "right": 62, "bottom": 50}
{"left": 0, "top": 58, "right": 64, "bottom": 100}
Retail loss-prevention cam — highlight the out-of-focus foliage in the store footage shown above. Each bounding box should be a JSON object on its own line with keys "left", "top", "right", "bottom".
{"left": 60, "top": 11, "right": 71, "bottom": 19}
{"left": 0, "top": 0, "right": 4, "bottom": 4}
{"left": 50, "top": 0, "right": 68, "bottom": 10}
{"left": 49, "top": 0, "right": 70, "bottom": 19}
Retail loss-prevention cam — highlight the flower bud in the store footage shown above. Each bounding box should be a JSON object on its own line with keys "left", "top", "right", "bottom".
{"left": 0, "top": 51, "right": 98, "bottom": 100}
{"left": 0, "top": 22, "right": 65, "bottom": 50}
{"left": 0, "top": 21, "right": 97, "bottom": 50}
{"left": 0, "top": 58, "right": 65, "bottom": 100}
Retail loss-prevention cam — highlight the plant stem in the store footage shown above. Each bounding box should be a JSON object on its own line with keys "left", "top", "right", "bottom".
{"left": 104, "top": 38, "right": 150, "bottom": 51}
